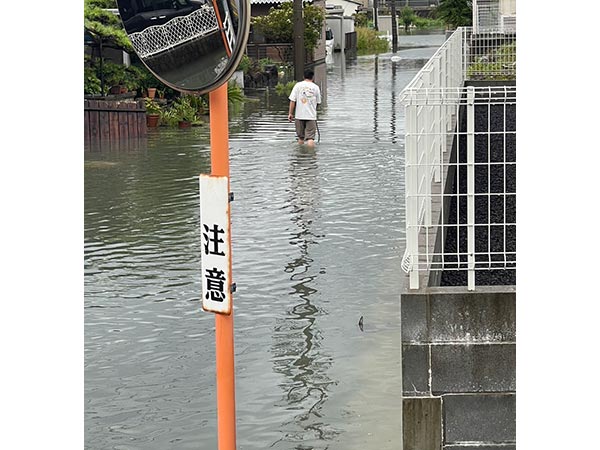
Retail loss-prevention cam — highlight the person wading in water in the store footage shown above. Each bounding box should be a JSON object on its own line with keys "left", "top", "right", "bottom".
{"left": 288, "top": 68, "right": 322, "bottom": 147}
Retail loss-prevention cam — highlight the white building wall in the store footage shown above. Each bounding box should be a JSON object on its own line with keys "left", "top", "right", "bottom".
{"left": 501, "top": 0, "right": 516, "bottom": 15}
{"left": 326, "top": 0, "right": 361, "bottom": 16}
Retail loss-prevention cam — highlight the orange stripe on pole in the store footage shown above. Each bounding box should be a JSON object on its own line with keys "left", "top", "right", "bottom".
{"left": 210, "top": 0, "right": 232, "bottom": 57}
{"left": 210, "top": 83, "right": 236, "bottom": 450}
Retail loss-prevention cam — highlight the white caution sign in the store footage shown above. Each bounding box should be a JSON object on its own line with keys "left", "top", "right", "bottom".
{"left": 199, "top": 174, "right": 232, "bottom": 315}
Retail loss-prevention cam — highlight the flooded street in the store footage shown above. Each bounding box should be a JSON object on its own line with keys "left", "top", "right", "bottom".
{"left": 85, "top": 33, "right": 445, "bottom": 450}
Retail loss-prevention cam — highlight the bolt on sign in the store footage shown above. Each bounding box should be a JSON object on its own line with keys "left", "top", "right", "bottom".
{"left": 199, "top": 175, "right": 232, "bottom": 314}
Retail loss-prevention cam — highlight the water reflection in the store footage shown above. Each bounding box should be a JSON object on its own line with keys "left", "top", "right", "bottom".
{"left": 85, "top": 33, "right": 447, "bottom": 450}
{"left": 391, "top": 61, "right": 397, "bottom": 143}
{"left": 373, "top": 56, "right": 379, "bottom": 140}
{"left": 86, "top": 136, "right": 148, "bottom": 153}
{"left": 271, "top": 148, "right": 338, "bottom": 448}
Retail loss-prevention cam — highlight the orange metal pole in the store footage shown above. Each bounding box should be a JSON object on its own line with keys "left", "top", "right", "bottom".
{"left": 209, "top": 83, "right": 237, "bottom": 450}
{"left": 210, "top": 0, "right": 232, "bottom": 57}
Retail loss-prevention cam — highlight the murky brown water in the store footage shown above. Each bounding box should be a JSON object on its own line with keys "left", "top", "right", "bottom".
{"left": 85, "top": 34, "right": 445, "bottom": 450}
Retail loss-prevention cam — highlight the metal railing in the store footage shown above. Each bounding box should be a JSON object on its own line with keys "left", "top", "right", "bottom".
{"left": 128, "top": 6, "right": 219, "bottom": 58}
{"left": 400, "top": 27, "right": 516, "bottom": 291}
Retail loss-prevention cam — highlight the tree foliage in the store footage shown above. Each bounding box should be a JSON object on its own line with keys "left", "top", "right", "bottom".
{"left": 400, "top": 6, "right": 416, "bottom": 33}
{"left": 353, "top": 11, "right": 369, "bottom": 28}
{"left": 84, "top": 0, "right": 133, "bottom": 52}
{"left": 252, "top": 2, "right": 325, "bottom": 53}
{"left": 435, "top": 0, "right": 472, "bottom": 29}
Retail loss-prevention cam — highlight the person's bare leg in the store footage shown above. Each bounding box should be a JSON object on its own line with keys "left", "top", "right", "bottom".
{"left": 298, "top": 139, "right": 305, "bottom": 145}
{"left": 306, "top": 139, "right": 315, "bottom": 147}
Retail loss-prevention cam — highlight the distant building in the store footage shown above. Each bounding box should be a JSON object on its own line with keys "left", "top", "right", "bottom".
{"left": 473, "top": 0, "right": 516, "bottom": 33}
{"left": 325, "top": 0, "right": 362, "bottom": 16}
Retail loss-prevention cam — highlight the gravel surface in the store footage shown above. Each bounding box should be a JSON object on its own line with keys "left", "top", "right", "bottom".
{"left": 440, "top": 88, "right": 516, "bottom": 286}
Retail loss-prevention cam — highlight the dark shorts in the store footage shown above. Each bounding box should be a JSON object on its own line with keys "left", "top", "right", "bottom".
{"left": 295, "top": 119, "right": 317, "bottom": 141}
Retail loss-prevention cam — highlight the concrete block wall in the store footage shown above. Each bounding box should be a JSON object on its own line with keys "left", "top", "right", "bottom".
{"left": 401, "top": 286, "right": 516, "bottom": 449}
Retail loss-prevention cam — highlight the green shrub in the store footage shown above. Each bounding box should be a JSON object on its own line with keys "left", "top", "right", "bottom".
{"left": 144, "top": 97, "right": 162, "bottom": 115}
{"left": 257, "top": 58, "right": 276, "bottom": 71}
{"left": 412, "top": 16, "right": 445, "bottom": 29}
{"left": 354, "top": 11, "right": 369, "bottom": 28}
{"left": 400, "top": 6, "right": 416, "bottom": 33}
{"left": 275, "top": 81, "right": 296, "bottom": 97}
{"left": 162, "top": 96, "right": 201, "bottom": 127}
{"left": 84, "top": 66, "right": 102, "bottom": 95}
{"left": 466, "top": 42, "right": 516, "bottom": 80}
{"left": 159, "top": 108, "right": 179, "bottom": 128}
{"left": 186, "top": 94, "right": 209, "bottom": 115}
{"left": 236, "top": 54, "right": 252, "bottom": 74}
{"left": 227, "top": 82, "right": 245, "bottom": 106}
{"left": 356, "top": 27, "right": 390, "bottom": 55}
{"left": 91, "top": 61, "right": 146, "bottom": 92}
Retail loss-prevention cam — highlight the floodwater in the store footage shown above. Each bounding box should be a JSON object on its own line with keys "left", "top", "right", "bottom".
{"left": 85, "top": 33, "right": 446, "bottom": 450}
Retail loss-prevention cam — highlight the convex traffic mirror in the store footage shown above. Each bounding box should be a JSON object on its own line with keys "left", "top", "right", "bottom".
{"left": 116, "top": 0, "right": 250, "bottom": 94}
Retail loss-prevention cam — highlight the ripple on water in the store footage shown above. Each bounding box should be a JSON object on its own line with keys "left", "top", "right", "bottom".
{"left": 86, "top": 41, "right": 444, "bottom": 449}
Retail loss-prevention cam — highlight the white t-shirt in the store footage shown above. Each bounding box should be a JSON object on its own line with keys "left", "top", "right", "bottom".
{"left": 289, "top": 80, "right": 322, "bottom": 120}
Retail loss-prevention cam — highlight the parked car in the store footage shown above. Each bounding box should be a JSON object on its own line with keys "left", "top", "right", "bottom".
{"left": 325, "top": 27, "right": 334, "bottom": 55}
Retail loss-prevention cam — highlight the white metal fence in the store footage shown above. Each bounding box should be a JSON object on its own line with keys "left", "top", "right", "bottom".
{"left": 400, "top": 27, "right": 516, "bottom": 290}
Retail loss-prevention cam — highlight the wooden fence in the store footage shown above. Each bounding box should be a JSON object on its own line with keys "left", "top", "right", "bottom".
{"left": 345, "top": 31, "right": 357, "bottom": 53}
{"left": 84, "top": 99, "right": 147, "bottom": 142}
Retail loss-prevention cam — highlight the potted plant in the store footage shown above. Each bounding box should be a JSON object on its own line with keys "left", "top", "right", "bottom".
{"left": 145, "top": 97, "right": 162, "bottom": 127}
{"left": 170, "top": 96, "right": 199, "bottom": 128}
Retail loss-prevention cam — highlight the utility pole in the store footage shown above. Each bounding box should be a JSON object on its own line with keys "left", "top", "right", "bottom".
{"left": 293, "top": 0, "right": 305, "bottom": 81}
{"left": 391, "top": 0, "right": 398, "bottom": 52}
{"left": 373, "top": 0, "right": 378, "bottom": 31}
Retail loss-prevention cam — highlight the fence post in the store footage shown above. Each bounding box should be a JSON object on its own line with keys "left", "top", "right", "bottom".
{"left": 406, "top": 91, "right": 420, "bottom": 290}
{"left": 433, "top": 57, "right": 441, "bottom": 183}
{"left": 463, "top": 28, "right": 468, "bottom": 82}
{"left": 423, "top": 74, "right": 432, "bottom": 228}
{"left": 450, "top": 33, "right": 460, "bottom": 130}
{"left": 440, "top": 50, "right": 449, "bottom": 147}
{"left": 467, "top": 86, "right": 475, "bottom": 290}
